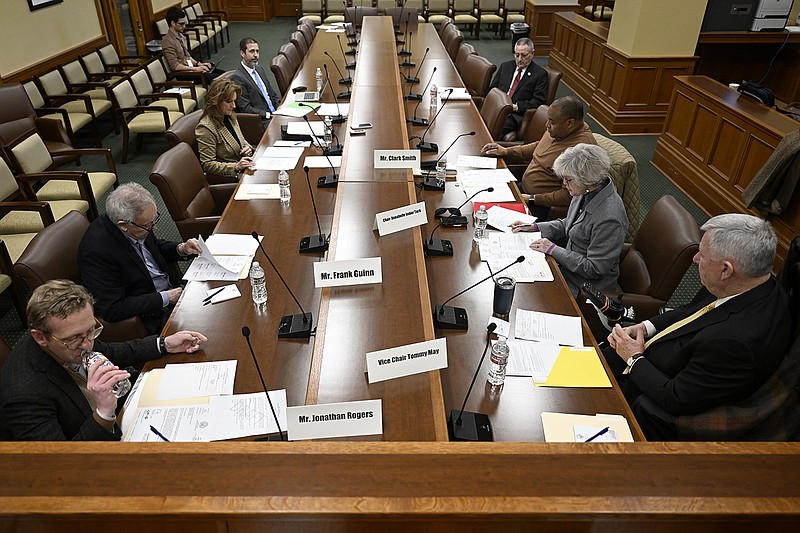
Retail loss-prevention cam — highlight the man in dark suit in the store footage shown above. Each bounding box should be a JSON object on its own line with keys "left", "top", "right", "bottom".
{"left": 0, "top": 280, "right": 207, "bottom": 440}
{"left": 78, "top": 183, "right": 202, "bottom": 335}
{"left": 232, "top": 37, "right": 280, "bottom": 126}
{"left": 607, "top": 214, "right": 792, "bottom": 440}
{"left": 488, "top": 37, "right": 548, "bottom": 137}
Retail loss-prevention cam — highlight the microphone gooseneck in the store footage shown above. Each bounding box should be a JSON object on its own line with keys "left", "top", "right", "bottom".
{"left": 455, "top": 323, "right": 498, "bottom": 426}
{"left": 241, "top": 326, "right": 286, "bottom": 440}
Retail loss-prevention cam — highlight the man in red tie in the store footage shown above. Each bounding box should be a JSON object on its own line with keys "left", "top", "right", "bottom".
{"left": 488, "top": 38, "right": 548, "bottom": 137}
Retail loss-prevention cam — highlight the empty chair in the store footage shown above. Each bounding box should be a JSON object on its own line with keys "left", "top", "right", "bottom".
{"left": 455, "top": 42, "right": 477, "bottom": 74}
{"left": 479, "top": 88, "right": 514, "bottom": 140}
{"left": 433, "top": 12, "right": 453, "bottom": 32}
{"left": 185, "top": 3, "right": 221, "bottom": 52}
{"left": 298, "top": 0, "right": 323, "bottom": 25}
{"left": 290, "top": 31, "right": 309, "bottom": 57}
{"left": 149, "top": 142, "right": 236, "bottom": 240}
{"left": 145, "top": 56, "right": 206, "bottom": 107}
{"left": 58, "top": 60, "right": 114, "bottom": 108}
{"left": 451, "top": 0, "right": 478, "bottom": 35}
{"left": 191, "top": 2, "right": 230, "bottom": 44}
{"left": 461, "top": 54, "right": 497, "bottom": 108}
{"left": 475, "top": 0, "right": 504, "bottom": 40}
{"left": 345, "top": 6, "right": 378, "bottom": 27}
{"left": 37, "top": 69, "right": 113, "bottom": 126}
{"left": 499, "top": 103, "right": 549, "bottom": 147}
{"left": 79, "top": 51, "right": 127, "bottom": 85}
{"left": 441, "top": 24, "right": 464, "bottom": 62}
{"left": 323, "top": 0, "right": 346, "bottom": 23}
{"left": 502, "top": 0, "right": 526, "bottom": 38}
{"left": 96, "top": 42, "right": 148, "bottom": 72}
{"left": 585, "top": 0, "right": 614, "bottom": 21}
{"left": 278, "top": 43, "right": 303, "bottom": 76}
{"left": 130, "top": 67, "right": 195, "bottom": 115}
{"left": 297, "top": 20, "right": 317, "bottom": 48}
{"left": 23, "top": 78, "right": 99, "bottom": 147}
{"left": 270, "top": 54, "right": 295, "bottom": 95}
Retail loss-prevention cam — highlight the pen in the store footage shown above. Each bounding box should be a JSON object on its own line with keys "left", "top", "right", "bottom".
{"left": 202, "top": 286, "right": 226, "bottom": 305}
{"left": 584, "top": 426, "right": 609, "bottom": 442}
{"left": 508, "top": 222, "right": 535, "bottom": 229}
{"left": 150, "top": 425, "right": 170, "bottom": 442}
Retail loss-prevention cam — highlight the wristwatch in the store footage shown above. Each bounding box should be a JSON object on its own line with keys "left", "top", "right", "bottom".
{"left": 623, "top": 354, "right": 643, "bottom": 375}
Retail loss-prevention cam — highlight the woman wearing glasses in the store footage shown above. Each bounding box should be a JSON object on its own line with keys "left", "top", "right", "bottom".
{"left": 510, "top": 143, "right": 627, "bottom": 297}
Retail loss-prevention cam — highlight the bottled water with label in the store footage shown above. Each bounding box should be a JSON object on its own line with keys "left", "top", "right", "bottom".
{"left": 315, "top": 67, "right": 323, "bottom": 93}
{"left": 82, "top": 350, "right": 131, "bottom": 398}
{"left": 278, "top": 170, "right": 291, "bottom": 205}
{"left": 487, "top": 337, "right": 509, "bottom": 388}
{"left": 250, "top": 261, "right": 268, "bottom": 306}
{"left": 429, "top": 84, "right": 438, "bottom": 118}
{"left": 436, "top": 155, "right": 447, "bottom": 184}
{"left": 323, "top": 115, "right": 333, "bottom": 148}
{"left": 474, "top": 205, "right": 488, "bottom": 242}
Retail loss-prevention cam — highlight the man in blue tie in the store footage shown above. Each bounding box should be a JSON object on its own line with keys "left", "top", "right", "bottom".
{"left": 232, "top": 37, "right": 280, "bottom": 126}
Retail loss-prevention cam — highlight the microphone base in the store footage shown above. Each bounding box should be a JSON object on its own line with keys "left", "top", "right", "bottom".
{"left": 434, "top": 207, "right": 461, "bottom": 219}
{"left": 339, "top": 77, "right": 353, "bottom": 85}
{"left": 346, "top": 63, "right": 356, "bottom": 70}
{"left": 395, "top": 39, "right": 405, "bottom": 45}
{"left": 345, "top": 50, "right": 357, "bottom": 56}
{"left": 330, "top": 114, "right": 347, "bottom": 124}
{"left": 422, "top": 176, "right": 445, "bottom": 191}
{"left": 254, "top": 431, "right": 289, "bottom": 441}
{"left": 404, "top": 94, "right": 423, "bottom": 101}
{"left": 323, "top": 144, "right": 343, "bottom": 157}
{"left": 398, "top": 50, "right": 412, "bottom": 57}
{"left": 442, "top": 215, "right": 469, "bottom": 227}
{"left": 405, "top": 77, "right": 420, "bottom": 84}
{"left": 317, "top": 173, "right": 339, "bottom": 188}
{"left": 400, "top": 61, "right": 415, "bottom": 68}
{"left": 424, "top": 238, "right": 453, "bottom": 257}
{"left": 406, "top": 116, "right": 428, "bottom": 126}
{"left": 433, "top": 304, "right": 468, "bottom": 330}
{"left": 299, "top": 233, "right": 329, "bottom": 253}
{"left": 417, "top": 141, "right": 438, "bottom": 153}
{"left": 448, "top": 410, "right": 493, "bottom": 441}
{"left": 278, "top": 312, "right": 314, "bottom": 338}
{"left": 337, "top": 91, "right": 352, "bottom": 100}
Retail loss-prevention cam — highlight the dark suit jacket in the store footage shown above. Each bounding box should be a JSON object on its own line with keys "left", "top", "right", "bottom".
{"left": 489, "top": 60, "right": 548, "bottom": 125}
{"left": 232, "top": 63, "right": 279, "bottom": 124}
{"left": 78, "top": 215, "right": 183, "bottom": 335}
{"left": 627, "top": 278, "right": 791, "bottom": 430}
{"left": 0, "top": 334, "right": 160, "bottom": 441}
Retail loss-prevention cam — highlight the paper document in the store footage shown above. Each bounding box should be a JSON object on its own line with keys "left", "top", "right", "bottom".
{"left": 253, "top": 146, "right": 305, "bottom": 170}
{"left": 439, "top": 87, "right": 471, "bottom": 100}
{"left": 317, "top": 103, "right": 349, "bottom": 116}
{"left": 157, "top": 360, "right": 237, "bottom": 401}
{"left": 182, "top": 235, "right": 244, "bottom": 281}
{"left": 541, "top": 412, "right": 634, "bottom": 442}
{"left": 205, "top": 233, "right": 261, "bottom": 256}
{"left": 164, "top": 87, "right": 190, "bottom": 95}
{"left": 207, "top": 390, "right": 288, "bottom": 441}
{"left": 304, "top": 155, "right": 342, "bottom": 168}
{"left": 506, "top": 340, "right": 561, "bottom": 382}
{"left": 286, "top": 121, "right": 325, "bottom": 137}
{"left": 456, "top": 155, "right": 497, "bottom": 169}
{"left": 487, "top": 205, "right": 536, "bottom": 233}
{"left": 234, "top": 183, "right": 281, "bottom": 200}
{"left": 459, "top": 168, "right": 516, "bottom": 187}
{"left": 125, "top": 404, "right": 211, "bottom": 442}
{"left": 488, "top": 316, "right": 510, "bottom": 339}
{"left": 205, "top": 284, "right": 240, "bottom": 305}
{"left": 540, "top": 346, "right": 612, "bottom": 388}
{"left": 273, "top": 140, "right": 312, "bottom": 148}
{"left": 465, "top": 186, "right": 516, "bottom": 203}
{"left": 479, "top": 233, "right": 553, "bottom": 283}
{"left": 515, "top": 309, "right": 583, "bottom": 345}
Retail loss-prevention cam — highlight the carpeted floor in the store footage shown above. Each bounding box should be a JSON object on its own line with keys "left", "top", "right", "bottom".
{"left": 0, "top": 17, "right": 703, "bottom": 346}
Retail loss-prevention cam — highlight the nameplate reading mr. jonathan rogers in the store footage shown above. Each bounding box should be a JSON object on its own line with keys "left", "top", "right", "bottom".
{"left": 366, "top": 338, "right": 447, "bottom": 384}
{"left": 313, "top": 257, "right": 382, "bottom": 288}
{"left": 374, "top": 201, "right": 428, "bottom": 236}
{"left": 286, "top": 399, "right": 383, "bottom": 440}
{"left": 374, "top": 149, "right": 420, "bottom": 169}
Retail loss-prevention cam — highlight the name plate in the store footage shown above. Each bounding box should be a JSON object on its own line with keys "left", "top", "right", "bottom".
{"left": 374, "top": 149, "right": 420, "bottom": 168}
{"left": 366, "top": 338, "right": 447, "bottom": 384}
{"left": 374, "top": 201, "right": 428, "bottom": 236}
{"left": 286, "top": 399, "right": 383, "bottom": 440}
{"left": 313, "top": 257, "right": 382, "bottom": 288}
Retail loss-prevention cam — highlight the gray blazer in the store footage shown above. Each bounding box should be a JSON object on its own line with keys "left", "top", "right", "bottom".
{"left": 537, "top": 180, "right": 627, "bottom": 297}
{"left": 232, "top": 63, "right": 279, "bottom": 124}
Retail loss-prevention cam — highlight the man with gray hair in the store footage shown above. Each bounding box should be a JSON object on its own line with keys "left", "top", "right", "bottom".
{"left": 607, "top": 213, "right": 791, "bottom": 440}
{"left": 78, "top": 183, "right": 202, "bottom": 335}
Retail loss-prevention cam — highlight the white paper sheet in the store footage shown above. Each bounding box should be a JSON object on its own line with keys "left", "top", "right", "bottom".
{"left": 479, "top": 233, "right": 553, "bottom": 283}
{"left": 205, "top": 233, "right": 261, "bottom": 256}
{"left": 157, "top": 360, "right": 238, "bottom": 401}
{"left": 207, "top": 390, "right": 288, "bottom": 441}
{"left": 286, "top": 121, "right": 325, "bottom": 137}
{"left": 514, "top": 309, "right": 583, "bottom": 346}
{"left": 273, "top": 140, "right": 312, "bottom": 147}
{"left": 234, "top": 183, "right": 281, "bottom": 200}
{"left": 182, "top": 235, "right": 244, "bottom": 281}
{"left": 487, "top": 205, "right": 537, "bottom": 232}
{"left": 125, "top": 404, "right": 211, "bottom": 442}
{"left": 272, "top": 105, "right": 316, "bottom": 118}
{"left": 456, "top": 155, "right": 497, "bottom": 169}
{"left": 506, "top": 340, "right": 561, "bottom": 382}
{"left": 253, "top": 157, "right": 299, "bottom": 171}
{"left": 204, "top": 284, "right": 241, "bottom": 305}
{"left": 317, "top": 103, "right": 349, "bottom": 116}
{"left": 304, "top": 155, "right": 342, "bottom": 168}
{"left": 439, "top": 87, "right": 471, "bottom": 100}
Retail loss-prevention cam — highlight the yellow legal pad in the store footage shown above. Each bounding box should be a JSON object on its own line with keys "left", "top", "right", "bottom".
{"left": 536, "top": 346, "right": 612, "bottom": 388}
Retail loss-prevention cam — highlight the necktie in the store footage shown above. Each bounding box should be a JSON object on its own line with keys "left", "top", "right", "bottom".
{"left": 509, "top": 68, "right": 523, "bottom": 98}
{"left": 643, "top": 301, "right": 717, "bottom": 349}
{"left": 252, "top": 70, "right": 275, "bottom": 113}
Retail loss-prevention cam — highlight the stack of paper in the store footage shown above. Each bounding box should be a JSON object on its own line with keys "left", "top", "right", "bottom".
{"left": 456, "top": 155, "right": 497, "bottom": 169}
{"left": 254, "top": 146, "right": 305, "bottom": 171}
{"left": 479, "top": 233, "right": 553, "bottom": 282}
{"left": 182, "top": 234, "right": 261, "bottom": 281}
{"left": 458, "top": 168, "right": 517, "bottom": 203}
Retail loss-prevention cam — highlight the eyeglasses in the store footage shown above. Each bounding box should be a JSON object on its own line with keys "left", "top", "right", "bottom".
{"left": 46, "top": 317, "right": 104, "bottom": 350}
{"left": 561, "top": 176, "right": 574, "bottom": 184}
{"left": 175, "top": 20, "right": 187, "bottom": 26}
{"left": 127, "top": 212, "right": 161, "bottom": 232}
{"left": 514, "top": 51, "right": 533, "bottom": 58}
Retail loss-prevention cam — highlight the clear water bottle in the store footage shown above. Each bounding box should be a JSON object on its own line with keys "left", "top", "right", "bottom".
{"left": 250, "top": 261, "right": 268, "bottom": 306}
{"left": 487, "top": 337, "right": 510, "bottom": 388}
{"left": 323, "top": 115, "right": 333, "bottom": 148}
{"left": 82, "top": 350, "right": 131, "bottom": 398}
{"left": 435, "top": 155, "right": 447, "bottom": 184}
{"left": 278, "top": 170, "right": 291, "bottom": 205}
{"left": 474, "top": 204, "right": 488, "bottom": 242}
{"left": 315, "top": 67, "right": 324, "bottom": 93}
{"left": 429, "top": 83, "right": 438, "bottom": 118}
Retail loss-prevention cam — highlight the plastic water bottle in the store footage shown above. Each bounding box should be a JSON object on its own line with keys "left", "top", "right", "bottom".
{"left": 429, "top": 83, "right": 438, "bottom": 118}
{"left": 250, "top": 261, "right": 268, "bottom": 306}
{"left": 435, "top": 155, "right": 447, "bottom": 184}
{"left": 278, "top": 170, "right": 291, "bottom": 205}
{"left": 82, "top": 350, "right": 131, "bottom": 398}
{"left": 474, "top": 205, "right": 488, "bottom": 242}
{"left": 315, "top": 67, "right": 323, "bottom": 93}
{"left": 323, "top": 115, "right": 333, "bottom": 148}
{"left": 487, "top": 337, "right": 510, "bottom": 388}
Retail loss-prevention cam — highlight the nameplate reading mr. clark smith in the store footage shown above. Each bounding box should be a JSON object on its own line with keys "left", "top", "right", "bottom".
{"left": 286, "top": 399, "right": 383, "bottom": 440}
{"left": 314, "top": 257, "right": 382, "bottom": 288}
{"left": 374, "top": 149, "right": 420, "bottom": 169}
{"left": 366, "top": 338, "right": 447, "bottom": 384}
{"left": 374, "top": 201, "right": 428, "bottom": 236}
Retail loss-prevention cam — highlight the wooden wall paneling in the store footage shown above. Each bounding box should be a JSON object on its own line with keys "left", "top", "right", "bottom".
{"left": 524, "top": 1, "right": 582, "bottom": 56}
{"left": 217, "top": 0, "right": 272, "bottom": 21}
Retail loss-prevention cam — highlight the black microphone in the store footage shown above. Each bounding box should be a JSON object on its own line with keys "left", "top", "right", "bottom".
{"left": 300, "top": 113, "right": 339, "bottom": 187}
{"left": 418, "top": 88, "right": 454, "bottom": 153}
{"left": 423, "top": 221, "right": 453, "bottom": 257}
{"left": 323, "top": 63, "right": 348, "bottom": 119}
{"left": 404, "top": 47, "right": 428, "bottom": 84}
{"left": 420, "top": 131, "right": 475, "bottom": 191}
{"left": 324, "top": 51, "right": 352, "bottom": 86}
{"left": 434, "top": 256, "right": 525, "bottom": 329}
{"left": 241, "top": 326, "right": 287, "bottom": 441}
{"left": 407, "top": 67, "right": 436, "bottom": 123}
{"left": 250, "top": 232, "right": 314, "bottom": 338}
{"left": 299, "top": 165, "right": 329, "bottom": 253}
{"left": 448, "top": 322, "right": 497, "bottom": 441}
{"left": 581, "top": 282, "right": 636, "bottom": 328}
{"left": 299, "top": 104, "right": 342, "bottom": 156}
{"left": 337, "top": 35, "right": 356, "bottom": 67}
{"left": 437, "top": 186, "right": 495, "bottom": 227}
{"left": 399, "top": 31, "right": 414, "bottom": 65}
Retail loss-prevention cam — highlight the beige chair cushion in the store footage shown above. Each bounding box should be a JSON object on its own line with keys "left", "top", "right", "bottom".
{"left": 0, "top": 159, "right": 20, "bottom": 200}
{"left": 11, "top": 133, "right": 53, "bottom": 174}
{"left": 128, "top": 111, "right": 184, "bottom": 133}
{"left": 36, "top": 172, "right": 116, "bottom": 202}
{"left": 0, "top": 199, "right": 89, "bottom": 234}
{"left": 594, "top": 134, "right": 641, "bottom": 242}
{"left": 0, "top": 233, "right": 37, "bottom": 262}
{"left": 0, "top": 273, "right": 11, "bottom": 293}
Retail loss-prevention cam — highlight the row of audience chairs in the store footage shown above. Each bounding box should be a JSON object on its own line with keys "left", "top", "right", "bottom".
{"left": 154, "top": 2, "right": 230, "bottom": 62}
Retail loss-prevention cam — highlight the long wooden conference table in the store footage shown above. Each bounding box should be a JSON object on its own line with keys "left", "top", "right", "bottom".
{"left": 1, "top": 17, "right": 798, "bottom": 531}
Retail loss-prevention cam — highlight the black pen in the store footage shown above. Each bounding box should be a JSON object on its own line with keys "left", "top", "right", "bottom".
{"left": 202, "top": 287, "right": 226, "bottom": 305}
{"left": 584, "top": 426, "right": 610, "bottom": 442}
{"left": 149, "top": 425, "right": 170, "bottom": 442}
